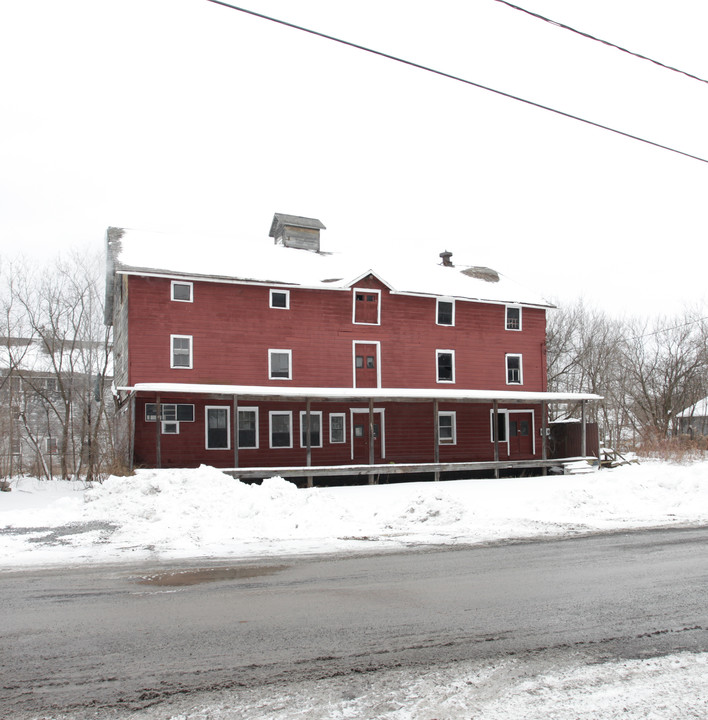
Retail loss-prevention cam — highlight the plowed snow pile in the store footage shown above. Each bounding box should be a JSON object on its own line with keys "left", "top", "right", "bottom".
{"left": 1, "top": 460, "right": 707, "bottom": 567}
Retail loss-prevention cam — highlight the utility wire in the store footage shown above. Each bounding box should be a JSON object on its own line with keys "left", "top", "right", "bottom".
{"left": 493, "top": 0, "right": 708, "bottom": 87}
{"left": 205, "top": 0, "right": 708, "bottom": 165}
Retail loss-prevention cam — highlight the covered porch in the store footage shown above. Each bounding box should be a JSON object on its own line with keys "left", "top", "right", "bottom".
{"left": 118, "top": 383, "right": 602, "bottom": 485}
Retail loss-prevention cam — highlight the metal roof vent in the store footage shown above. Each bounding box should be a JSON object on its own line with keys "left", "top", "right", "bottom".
{"left": 439, "top": 250, "right": 453, "bottom": 267}
{"left": 269, "top": 213, "right": 326, "bottom": 252}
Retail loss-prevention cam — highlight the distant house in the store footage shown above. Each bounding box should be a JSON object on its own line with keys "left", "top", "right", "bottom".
{"left": 0, "top": 337, "right": 111, "bottom": 477}
{"left": 104, "top": 214, "right": 600, "bottom": 481}
{"left": 677, "top": 398, "right": 708, "bottom": 437}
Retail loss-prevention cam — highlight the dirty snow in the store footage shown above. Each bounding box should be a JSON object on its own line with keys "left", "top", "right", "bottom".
{"left": 1, "top": 460, "right": 707, "bottom": 568}
{"left": 3, "top": 460, "right": 708, "bottom": 719}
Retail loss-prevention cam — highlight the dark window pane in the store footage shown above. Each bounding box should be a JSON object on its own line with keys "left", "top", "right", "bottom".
{"left": 366, "top": 295, "right": 375, "bottom": 302}
{"left": 271, "top": 352, "right": 290, "bottom": 378}
{"left": 238, "top": 410, "right": 256, "bottom": 448}
{"left": 176, "top": 404, "right": 194, "bottom": 422}
{"left": 438, "top": 353, "right": 453, "bottom": 381}
{"left": 271, "top": 414, "right": 291, "bottom": 447}
{"left": 366, "top": 356, "right": 375, "bottom": 369}
{"left": 173, "top": 283, "right": 191, "bottom": 301}
{"left": 271, "top": 291, "right": 287, "bottom": 308}
{"left": 438, "top": 301, "right": 453, "bottom": 325}
{"left": 207, "top": 408, "right": 228, "bottom": 449}
{"left": 506, "top": 307, "right": 520, "bottom": 329}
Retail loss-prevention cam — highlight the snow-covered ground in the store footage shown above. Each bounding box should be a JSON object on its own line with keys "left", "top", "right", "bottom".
{"left": 0, "top": 462, "right": 708, "bottom": 568}
{"left": 2, "top": 460, "right": 707, "bottom": 719}
{"left": 1, "top": 460, "right": 707, "bottom": 568}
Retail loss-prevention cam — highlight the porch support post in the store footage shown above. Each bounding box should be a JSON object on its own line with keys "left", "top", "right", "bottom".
{"left": 433, "top": 399, "right": 440, "bottom": 482}
{"left": 541, "top": 400, "right": 548, "bottom": 476}
{"left": 129, "top": 393, "right": 136, "bottom": 474}
{"left": 155, "top": 394, "right": 161, "bottom": 469}
{"left": 233, "top": 395, "right": 239, "bottom": 469}
{"left": 368, "top": 397, "right": 376, "bottom": 485}
{"left": 581, "top": 399, "right": 587, "bottom": 457}
{"left": 493, "top": 400, "right": 499, "bottom": 479}
{"left": 306, "top": 398, "right": 313, "bottom": 488}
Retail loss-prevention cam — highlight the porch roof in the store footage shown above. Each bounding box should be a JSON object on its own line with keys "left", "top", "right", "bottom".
{"left": 121, "top": 383, "right": 602, "bottom": 404}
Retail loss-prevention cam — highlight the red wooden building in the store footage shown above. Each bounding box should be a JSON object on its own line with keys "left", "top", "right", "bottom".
{"left": 105, "top": 214, "right": 599, "bottom": 482}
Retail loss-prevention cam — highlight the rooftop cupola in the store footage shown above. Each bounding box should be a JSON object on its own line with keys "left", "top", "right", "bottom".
{"left": 269, "top": 213, "right": 326, "bottom": 252}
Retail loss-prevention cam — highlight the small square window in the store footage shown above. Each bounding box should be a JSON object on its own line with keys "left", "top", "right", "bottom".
{"left": 162, "top": 421, "right": 179, "bottom": 434}
{"left": 270, "top": 289, "right": 290, "bottom": 309}
{"left": 366, "top": 356, "right": 375, "bottom": 369}
{"left": 171, "top": 281, "right": 193, "bottom": 302}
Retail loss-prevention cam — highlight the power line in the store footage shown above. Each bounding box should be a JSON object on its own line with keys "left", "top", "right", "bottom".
{"left": 205, "top": 1, "right": 708, "bottom": 165}
{"left": 493, "top": 0, "right": 708, "bottom": 87}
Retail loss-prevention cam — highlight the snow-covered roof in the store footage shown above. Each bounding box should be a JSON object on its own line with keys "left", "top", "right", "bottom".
{"left": 107, "top": 227, "right": 553, "bottom": 308}
{"left": 677, "top": 397, "right": 708, "bottom": 418}
{"left": 124, "top": 382, "right": 601, "bottom": 403}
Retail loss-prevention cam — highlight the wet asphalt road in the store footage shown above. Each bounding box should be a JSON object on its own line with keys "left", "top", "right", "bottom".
{"left": 1, "top": 527, "right": 707, "bottom": 718}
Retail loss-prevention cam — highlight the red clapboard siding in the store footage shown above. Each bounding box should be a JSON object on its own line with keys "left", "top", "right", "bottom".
{"left": 125, "top": 275, "right": 547, "bottom": 392}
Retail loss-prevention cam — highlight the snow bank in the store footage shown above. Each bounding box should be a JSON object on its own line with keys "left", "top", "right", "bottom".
{"left": 1, "top": 460, "right": 707, "bottom": 568}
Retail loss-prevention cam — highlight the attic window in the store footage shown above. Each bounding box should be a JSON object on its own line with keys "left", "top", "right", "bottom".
{"left": 437, "top": 299, "right": 454, "bottom": 326}
{"left": 270, "top": 289, "right": 290, "bottom": 309}
{"left": 506, "top": 306, "right": 521, "bottom": 330}
{"left": 171, "top": 281, "right": 193, "bottom": 302}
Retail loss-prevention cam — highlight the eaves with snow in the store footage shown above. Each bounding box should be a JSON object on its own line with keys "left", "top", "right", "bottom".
{"left": 105, "top": 215, "right": 553, "bottom": 310}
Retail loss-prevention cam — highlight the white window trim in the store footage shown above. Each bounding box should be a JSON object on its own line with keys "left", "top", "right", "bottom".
{"left": 506, "top": 305, "right": 522, "bottom": 331}
{"left": 352, "top": 287, "right": 382, "bottom": 325}
{"left": 162, "top": 421, "right": 179, "bottom": 435}
{"left": 438, "top": 410, "right": 457, "bottom": 445}
{"left": 436, "top": 297, "right": 455, "bottom": 327}
{"left": 269, "top": 410, "right": 293, "bottom": 449}
{"left": 237, "top": 406, "right": 259, "bottom": 449}
{"left": 268, "top": 349, "right": 292, "bottom": 380}
{"left": 205, "top": 405, "right": 231, "bottom": 450}
{"left": 171, "top": 280, "right": 193, "bottom": 303}
{"left": 436, "top": 349, "right": 456, "bottom": 384}
{"left": 145, "top": 403, "right": 195, "bottom": 423}
{"left": 505, "top": 353, "right": 523, "bottom": 385}
{"left": 299, "top": 410, "right": 323, "bottom": 448}
{"left": 490, "top": 408, "right": 510, "bottom": 447}
{"left": 352, "top": 341, "right": 382, "bottom": 388}
{"left": 269, "top": 288, "right": 290, "bottom": 309}
{"left": 349, "top": 408, "right": 386, "bottom": 460}
{"left": 329, "top": 412, "right": 346, "bottom": 444}
{"left": 170, "top": 334, "right": 193, "bottom": 369}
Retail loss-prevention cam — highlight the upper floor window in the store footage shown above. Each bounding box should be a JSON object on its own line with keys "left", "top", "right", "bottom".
{"left": 437, "top": 299, "right": 455, "bottom": 326}
{"left": 171, "top": 281, "right": 193, "bottom": 303}
{"left": 506, "top": 305, "right": 521, "bottom": 331}
{"left": 270, "top": 289, "right": 290, "bottom": 309}
{"left": 171, "top": 335, "right": 193, "bottom": 369}
{"left": 438, "top": 411, "right": 456, "bottom": 444}
{"left": 437, "top": 350, "right": 455, "bottom": 383}
{"left": 506, "top": 353, "right": 523, "bottom": 384}
{"left": 269, "top": 349, "right": 292, "bottom": 380}
{"left": 353, "top": 288, "right": 381, "bottom": 325}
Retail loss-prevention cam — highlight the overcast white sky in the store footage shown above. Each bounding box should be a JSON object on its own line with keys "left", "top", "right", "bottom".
{"left": 2, "top": 0, "right": 707, "bottom": 316}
